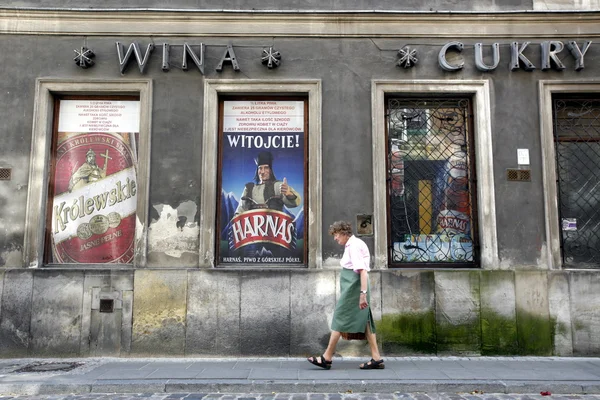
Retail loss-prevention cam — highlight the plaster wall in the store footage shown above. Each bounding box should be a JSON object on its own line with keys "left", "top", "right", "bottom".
{"left": 1, "top": 34, "right": 598, "bottom": 268}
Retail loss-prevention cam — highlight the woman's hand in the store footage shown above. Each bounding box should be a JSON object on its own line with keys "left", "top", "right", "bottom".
{"left": 359, "top": 293, "right": 368, "bottom": 309}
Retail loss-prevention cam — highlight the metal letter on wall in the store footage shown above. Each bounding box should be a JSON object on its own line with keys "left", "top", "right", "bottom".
{"left": 541, "top": 41, "right": 566, "bottom": 71}
{"left": 216, "top": 44, "right": 240, "bottom": 72}
{"left": 161, "top": 43, "right": 205, "bottom": 74}
{"left": 509, "top": 42, "right": 536, "bottom": 71}
{"left": 474, "top": 43, "right": 500, "bottom": 72}
{"left": 182, "top": 43, "right": 205, "bottom": 74}
{"left": 567, "top": 41, "right": 592, "bottom": 71}
{"left": 438, "top": 42, "right": 464, "bottom": 71}
{"left": 115, "top": 42, "right": 155, "bottom": 74}
{"left": 49, "top": 99, "right": 141, "bottom": 264}
{"left": 161, "top": 43, "right": 171, "bottom": 72}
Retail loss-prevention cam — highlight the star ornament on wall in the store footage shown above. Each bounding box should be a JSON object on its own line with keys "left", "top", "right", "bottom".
{"left": 261, "top": 47, "right": 282, "bottom": 69}
{"left": 397, "top": 46, "right": 418, "bottom": 68}
{"left": 73, "top": 47, "right": 95, "bottom": 68}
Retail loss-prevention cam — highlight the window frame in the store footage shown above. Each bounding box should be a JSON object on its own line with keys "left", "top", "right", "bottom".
{"left": 24, "top": 79, "right": 153, "bottom": 268}
{"left": 215, "top": 95, "right": 310, "bottom": 267}
{"left": 199, "top": 79, "right": 322, "bottom": 268}
{"left": 539, "top": 80, "right": 600, "bottom": 270}
{"left": 385, "top": 96, "right": 479, "bottom": 268}
{"left": 371, "top": 80, "right": 498, "bottom": 269}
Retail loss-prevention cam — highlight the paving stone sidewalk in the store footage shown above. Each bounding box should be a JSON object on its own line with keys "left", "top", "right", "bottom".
{"left": 1, "top": 357, "right": 599, "bottom": 397}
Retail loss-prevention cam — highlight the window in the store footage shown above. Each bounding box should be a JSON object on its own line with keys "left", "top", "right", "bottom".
{"left": 216, "top": 97, "right": 308, "bottom": 266}
{"left": 24, "top": 79, "right": 152, "bottom": 268}
{"left": 552, "top": 95, "right": 600, "bottom": 268}
{"left": 387, "top": 98, "right": 478, "bottom": 266}
{"left": 46, "top": 96, "right": 141, "bottom": 264}
{"left": 371, "top": 80, "right": 498, "bottom": 269}
{"left": 540, "top": 82, "right": 600, "bottom": 269}
{"left": 199, "top": 80, "right": 322, "bottom": 268}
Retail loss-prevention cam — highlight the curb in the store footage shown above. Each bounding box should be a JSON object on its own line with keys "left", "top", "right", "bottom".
{"left": 2, "top": 380, "right": 600, "bottom": 396}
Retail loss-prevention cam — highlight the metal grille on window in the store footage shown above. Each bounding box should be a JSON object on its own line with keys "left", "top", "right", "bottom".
{"left": 387, "top": 98, "right": 476, "bottom": 265}
{"left": 553, "top": 97, "right": 600, "bottom": 269}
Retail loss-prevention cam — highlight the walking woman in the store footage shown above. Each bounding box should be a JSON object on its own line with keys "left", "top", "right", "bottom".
{"left": 307, "top": 221, "right": 384, "bottom": 370}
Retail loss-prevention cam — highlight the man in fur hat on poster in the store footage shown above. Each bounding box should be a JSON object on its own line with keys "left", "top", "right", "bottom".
{"left": 234, "top": 150, "right": 301, "bottom": 215}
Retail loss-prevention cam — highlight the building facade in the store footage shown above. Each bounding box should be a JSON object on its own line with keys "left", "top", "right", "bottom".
{"left": 0, "top": 0, "right": 599, "bottom": 357}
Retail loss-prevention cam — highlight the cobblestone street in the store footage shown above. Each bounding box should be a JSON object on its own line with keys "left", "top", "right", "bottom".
{"left": 2, "top": 393, "right": 600, "bottom": 400}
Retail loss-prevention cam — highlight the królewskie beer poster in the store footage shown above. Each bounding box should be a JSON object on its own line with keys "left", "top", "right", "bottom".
{"left": 218, "top": 100, "right": 306, "bottom": 265}
{"left": 50, "top": 99, "right": 140, "bottom": 264}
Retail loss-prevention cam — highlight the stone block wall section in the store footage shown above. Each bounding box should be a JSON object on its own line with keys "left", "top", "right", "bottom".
{"left": 0, "top": 269, "right": 599, "bottom": 357}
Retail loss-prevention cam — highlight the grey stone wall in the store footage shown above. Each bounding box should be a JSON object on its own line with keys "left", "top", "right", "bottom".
{"left": 1, "top": 269, "right": 599, "bottom": 357}
{"left": 0, "top": 270, "right": 33, "bottom": 357}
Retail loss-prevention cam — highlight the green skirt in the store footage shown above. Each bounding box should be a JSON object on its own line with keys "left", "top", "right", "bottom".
{"left": 331, "top": 267, "right": 376, "bottom": 338}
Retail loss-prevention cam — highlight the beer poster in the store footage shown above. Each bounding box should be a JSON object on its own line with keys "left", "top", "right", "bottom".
{"left": 219, "top": 100, "right": 305, "bottom": 265}
{"left": 50, "top": 99, "right": 140, "bottom": 264}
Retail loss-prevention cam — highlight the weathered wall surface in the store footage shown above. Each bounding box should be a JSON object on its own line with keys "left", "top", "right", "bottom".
{"left": 1, "top": 6, "right": 600, "bottom": 357}
{"left": 132, "top": 270, "right": 187, "bottom": 355}
{"left": 2, "top": 34, "right": 599, "bottom": 268}
{"left": 0, "top": 270, "right": 33, "bottom": 357}
{"left": 5, "top": 1, "right": 533, "bottom": 12}
{"left": 1, "top": 269, "right": 599, "bottom": 357}
{"left": 480, "top": 271, "right": 518, "bottom": 355}
{"left": 7, "top": 0, "right": 599, "bottom": 12}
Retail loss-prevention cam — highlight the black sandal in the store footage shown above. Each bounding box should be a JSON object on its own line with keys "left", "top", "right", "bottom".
{"left": 360, "top": 358, "right": 385, "bottom": 369}
{"left": 307, "top": 354, "right": 332, "bottom": 370}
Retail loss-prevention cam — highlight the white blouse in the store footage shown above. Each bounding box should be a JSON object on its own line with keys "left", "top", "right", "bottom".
{"left": 340, "top": 235, "right": 371, "bottom": 272}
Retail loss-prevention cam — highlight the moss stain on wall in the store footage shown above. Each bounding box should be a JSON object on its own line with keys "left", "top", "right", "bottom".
{"left": 376, "top": 309, "right": 565, "bottom": 356}
{"left": 516, "top": 309, "right": 556, "bottom": 356}
{"left": 481, "top": 313, "right": 518, "bottom": 355}
{"left": 436, "top": 319, "right": 481, "bottom": 354}
{"left": 376, "top": 312, "right": 436, "bottom": 354}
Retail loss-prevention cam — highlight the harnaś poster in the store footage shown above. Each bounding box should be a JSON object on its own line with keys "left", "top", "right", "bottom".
{"left": 219, "top": 100, "right": 305, "bottom": 265}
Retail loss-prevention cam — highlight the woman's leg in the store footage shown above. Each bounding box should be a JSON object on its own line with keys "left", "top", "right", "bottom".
{"left": 323, "top": 330, "right": 341, "bottom": 361}
{"left": 361, "top": 323, "right": 382, "bottom": 367}
{"left": 308, "top": 330, "right": 341, "bottom": 366}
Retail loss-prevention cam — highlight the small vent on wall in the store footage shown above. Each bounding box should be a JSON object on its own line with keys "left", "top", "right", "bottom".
{"left": 99, "top": 299, "right": 114, "bottom": 313}
{"left": 0, "top": 168, "right": 11, "bottom": 181}
{"left": 506, "top": 168, "right": 531, "bottom": 182}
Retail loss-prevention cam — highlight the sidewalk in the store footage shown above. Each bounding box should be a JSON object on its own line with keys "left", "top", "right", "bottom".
{"left": 1, "top": 357, "right": 600, "bottom": 396}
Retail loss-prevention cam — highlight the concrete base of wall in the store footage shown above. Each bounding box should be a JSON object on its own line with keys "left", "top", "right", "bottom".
{"left": 0, "top": 269, "right": 599, "bottom": 357}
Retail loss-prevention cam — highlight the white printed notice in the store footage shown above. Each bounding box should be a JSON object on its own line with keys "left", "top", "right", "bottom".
{"left": 223, "top": 100, "right": 304, "bottom": 132}
{"left": 58, "top": 100, "right": 140, "bottom": 133}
